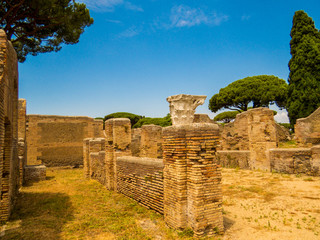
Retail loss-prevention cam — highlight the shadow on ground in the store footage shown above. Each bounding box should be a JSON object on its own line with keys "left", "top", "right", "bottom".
{"left": 1, "top": 191, "right": 74, "bottom": 240}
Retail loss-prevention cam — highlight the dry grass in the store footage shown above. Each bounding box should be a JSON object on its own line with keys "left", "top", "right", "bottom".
{"left": 1, "top": 167, "right": 319, "bottom": 239}
{"left": 222, "top": 168, "right": 320, "bottom": 240}
{"left": 1, "top": 168, "right": 219, "bottom": 240}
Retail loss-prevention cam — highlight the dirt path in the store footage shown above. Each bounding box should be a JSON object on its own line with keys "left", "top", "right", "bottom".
{"left": 1, "top": 168, "right": 319, "bottom": 239}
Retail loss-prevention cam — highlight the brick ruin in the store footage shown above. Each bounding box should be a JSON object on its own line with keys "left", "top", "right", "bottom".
{"left": 0, "top": 30, "right": 19, "bottom": 221}
{"left": 26, "top": 115, "right": 103, "bottom": 167}
{"left": 2, "top": 26, "right": 320, "bottom": 236}
{"left": 84, "top": 94, "right": 224, "bottom": 237}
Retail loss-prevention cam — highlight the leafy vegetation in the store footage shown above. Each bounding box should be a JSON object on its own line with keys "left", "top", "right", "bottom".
{"left": 0, "top": 0, "right": 93, "bottom": 62}
{"left": 287, "top": 10, "right": 320, "bottom": 126}
{"left": 133, "top": 114, "right": 172, "bottom": 128}
{"left": 209, "top": 75, "right": 288, "bottom": 113}
{"left": 214, "top": 110, "right": 239, "bottom": 123}
{"left": 103, "top": 112, "right": 143, "bottom": 127}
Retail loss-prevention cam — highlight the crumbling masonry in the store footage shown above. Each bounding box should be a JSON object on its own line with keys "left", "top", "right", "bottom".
{"left": 0, "top": 30, "right": 20, "bottom": 221}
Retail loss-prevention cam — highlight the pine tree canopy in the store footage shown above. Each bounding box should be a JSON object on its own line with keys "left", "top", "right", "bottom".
{"left": 0, "top": 0, "right": 93, "bottom": 62}
{"left": 208, "top": 75, "right": 288, "bottom": 113}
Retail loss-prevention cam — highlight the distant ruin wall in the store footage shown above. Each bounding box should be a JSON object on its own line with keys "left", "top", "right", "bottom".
{"left": 295, "top": 107, "right": 320, "bottom": 145}
{"left": 26, "top": 115, "right": 103, "bottom": 167}
{"left": 270, "top": 146, "right": 320, "bottom": 176}
{"left": 140, "top": 124, "right": 163, "bottom": 158}
{"left": 116, "top": 156, "right": 164, "bottom": 214}
{"left": 220, "top": 108, "right": 277, "bottom": 171}
{"left": 0, "top": 30, "right": 19, "bottom": 221}
{"left": 216, "top": 150, "right": 251, "bottom": 169}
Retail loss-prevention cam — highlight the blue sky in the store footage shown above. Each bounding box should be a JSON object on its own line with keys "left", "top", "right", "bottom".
{"left": 19, "top": 0, "right": 320, "bottom": 122}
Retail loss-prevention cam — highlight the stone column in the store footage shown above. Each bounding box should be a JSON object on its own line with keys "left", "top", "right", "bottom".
{"left": 167, "top": 94, "right": 206, "bottom": 126}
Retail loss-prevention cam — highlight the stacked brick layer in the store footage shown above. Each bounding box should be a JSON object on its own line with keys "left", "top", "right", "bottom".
{"left": 116, "top": 156, "right": 164, "bottom": 214}
{"left": 0, "top": 30, "right": 19, "bottom": 221}
{"left": 216, "top": 150, "right": 251, "bottom": 169}
{"left": 163, "top": 123, "right": 224, "bottom": 237}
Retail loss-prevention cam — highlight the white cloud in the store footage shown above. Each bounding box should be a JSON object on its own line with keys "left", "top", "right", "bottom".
{"left": 79, "top": 0, "right": 143, "bottom": 12}
{"left": 117, "top": 26, "right": 141, "bottom": 38}
{"left": 170, "top": 5, "right": 228, "bottom": 28}
{"left": 274, "top": 111, "right": 289, "bottom": 123}
{"left": 124, "top": 2, "right": 143, "bottom": 12}
{"left": 241, "top": 15, "right": 251, "bottom": 21}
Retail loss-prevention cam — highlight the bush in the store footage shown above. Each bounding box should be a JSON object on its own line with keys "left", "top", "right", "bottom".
{"left": 103, "top": 112, "right": 143, "bottom": 127}
{"left": 133, "top": 114, "right": 172, "bottom": 128}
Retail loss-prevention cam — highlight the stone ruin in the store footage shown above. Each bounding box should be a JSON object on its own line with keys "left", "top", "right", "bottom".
{"left": 84, "top": 94, "right": 224, "bottom": 237}
{"left": 2, "top": 26, "right": 320, "bottom": 236}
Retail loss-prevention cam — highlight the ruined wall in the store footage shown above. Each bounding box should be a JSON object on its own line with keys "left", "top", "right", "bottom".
{"left": 116, "top": 156, "right": 164, "bottom": 214}
{"left": 162, "top": 123, "right": 223, "bottom": 237}
{"left": 26, "top": 115, "right": 103, "bottom": 166}
{"left": 140, "top": 124, "right": 162, "bottom": 158}
{"left": 295, "top": 107, "right": 320, "bottom": 145}
{"left": 105, "top": 118, "right": 131, "bottom": 190}
{"left": 131, "top": 128, "right": 141, "bottom": 157}
{"left": 0, "top": 30, "right": 19, "bottom": 221}
{"left": 270, "top": 146, "right": 320, "bottom": 176}
{"left": 220, "top": 108, "right": 277, "bottom": 171}
{"left": 18, "top": 99, "right": 26, "bottom": 185}
{"left": 217, "top": 150, "right": 251, "bottom": 169}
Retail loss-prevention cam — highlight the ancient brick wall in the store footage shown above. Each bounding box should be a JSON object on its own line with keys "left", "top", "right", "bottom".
{"left": 220, "top": 108, "right": 277, "bottom": 171}
{"left": 295, "top": 107, "right": 320, "bottom": 145}
{"left": 18, "top": 99, "right": 26, "bottom": 185}
{"left": 0, "top": 30, "right": 19, "bottom": 221}
{"left": 162, "top": 123, "right": 223, "bottom": 237}
{"left": 105, "top": 118, "right": 131, "bottom": 190}
{"left": 270, "top": 147, "right": 320, "bottom": 176}
{"left": 140, "top": 124, "right": 163, "bottom": 158}
{"left": 26, "top": 115, "right": 103, "bottom": 167}
{"left": 131, "top": 128, "right": 141, "bottom": 157}
{"left": 217, "top": 150, "right": 251, "bottom": 169}
{"left": 116, "top": 156, "right": 164, "bottom": 214}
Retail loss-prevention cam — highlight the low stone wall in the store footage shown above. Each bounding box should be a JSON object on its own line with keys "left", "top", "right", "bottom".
{"left": 116, "top": 156, "right": 164, "bottom": 214}
{"left": 217, "top": 150, "right": 251, "bottom": 169}
{"left": 270, "top": 147, "right": 320, "bottom": 176}
{"left": 24, "top": 165, "right": 46, "bottom": 183}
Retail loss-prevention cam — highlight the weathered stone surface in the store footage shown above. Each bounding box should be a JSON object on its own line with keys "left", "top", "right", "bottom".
{"left": 167, "top": 94, "right": 206, "bottom": 125}
{"left": 18, "top": 99, "right": 27, "bottom": 185}
{"left": 270, "top": 148, "right": 312, "bottom": 174}
{"left": 140, "top": 124, "right": 163, "bottom": 158}
{"left": 217, "top": 150, "right": 251, "bottom": 169}
{"left": 295, "top": 107, "right": 320, "bottom": 145}
{"left": 24, "top": 165, "right": 46, "bottom": 183}
{"left": 131, "top": 128, "right": 141, "bottom": 157}
{"left": 220, "top": 108, "right": 277, "bottom": 171}
{"left": 0, "top": 30, "right": 19, "bottom": 221}
{"left": 193, "top": 114, "right": 215, "bottom": 124}
{"left": 26, "top": 115, "right": 103, "bottom": 167}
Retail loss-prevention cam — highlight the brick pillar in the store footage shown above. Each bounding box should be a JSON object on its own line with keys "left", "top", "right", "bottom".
{"left": 105, "top": 118, "right": 131, "bottom": 191}
{"left": 163, "top": 123, "right": 223, "bottom": 237}
{"left": 88, "top": 138, "right": 105, "bottom": 178}
{"left": 83, "top": 138, "right": 91, "bottom": 178}
{"left": 140, "top": 124, "right": 163, "bottom": 158}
